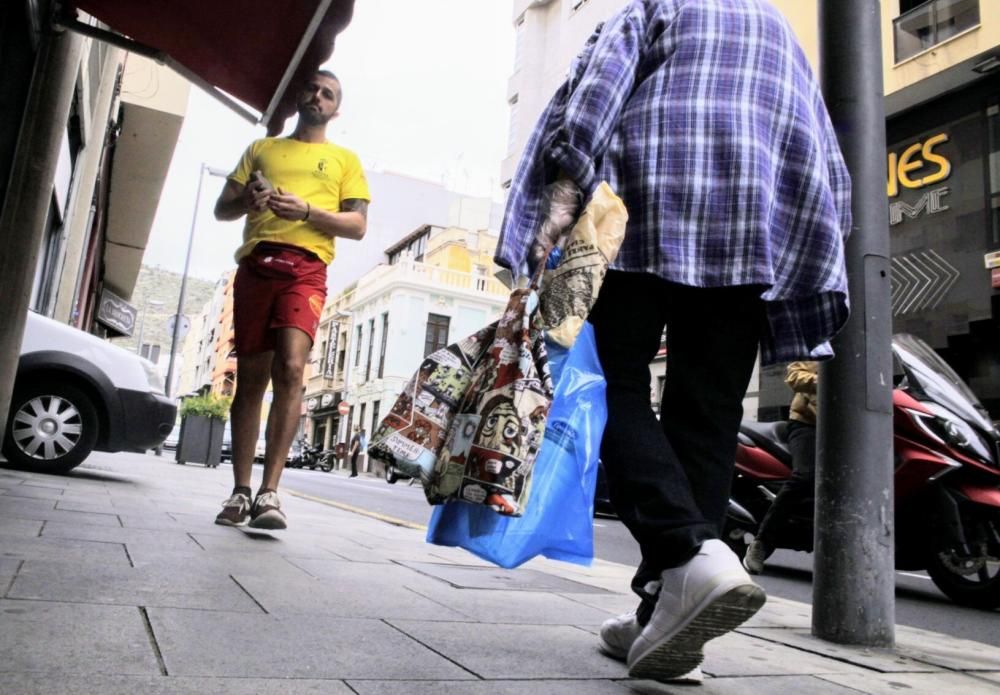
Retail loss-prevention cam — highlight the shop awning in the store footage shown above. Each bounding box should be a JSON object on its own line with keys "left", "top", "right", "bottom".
{"left": 61, "top": 0, "right": 355, "bottom": 134}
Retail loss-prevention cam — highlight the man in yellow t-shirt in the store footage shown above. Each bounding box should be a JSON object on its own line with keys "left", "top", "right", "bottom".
{"left": 212, "top": 69, "right": 370, "bottom": 530}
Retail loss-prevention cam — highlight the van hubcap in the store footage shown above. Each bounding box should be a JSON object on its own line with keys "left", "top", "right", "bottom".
{"left": 11, "top": 395, "right": 83, "bottom": 460}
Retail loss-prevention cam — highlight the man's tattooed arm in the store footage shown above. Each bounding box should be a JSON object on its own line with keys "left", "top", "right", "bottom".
{"left": 305, "top": 197, "right": 368, "bottom": 240}
{"left": 341, "top": 198, "right": 369, "bottom": 219}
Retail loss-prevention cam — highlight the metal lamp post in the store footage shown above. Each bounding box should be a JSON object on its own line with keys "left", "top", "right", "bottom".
{"left": 163, "top": 163, "right": 228, "bottom": 399}
{"left": 135, "top": 299, "right": 165, "bottom": 357}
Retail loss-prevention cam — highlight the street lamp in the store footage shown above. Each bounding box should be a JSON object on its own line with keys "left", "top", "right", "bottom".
{"left": 164, "top": 162, "right": 228, "bottom": 399}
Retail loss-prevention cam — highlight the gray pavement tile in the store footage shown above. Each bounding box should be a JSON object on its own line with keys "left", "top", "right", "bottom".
{"left": 406, "top": 582, "right": 614, "bottom": 625}
{"left": 348, "top": 680, "right": 636, "bottom": 694}
{"left": 555, "top": 591, "right": 643, "bottom": 620}
{"left": 742, "top": 596, "right": 813, "bottom": 630}
{"left": 39, "top": 520, "right": 202, "bottom": 551}
{"left": 739, "top": 628, "right": 938, "bottom": 673}
{"left": 0, "top": 600, "right": 161, "bottom": 675}
{"left": 398, "top": 561, "right": 612, "bottom": 594}
{"left": 818, "top": 671, "right": 1000, "bottom": 695}
{"left": 0, "top": 533, "right": 131, "bottom": 568}
{"left": 117, "top": 511, "right": 193, "bottom": 530}
{"left": 1, "top": 485, "right": 64, "bottom": 500}
{"left": 0, "top": 557, "right": 21, "bottom": 592}
{"left": 54, "top": 498, "right": 118, "bottom": 513}
{"left": 698, "top": 632, "right": 873, "bottom": 677}
{"left": 8, "top": 561, "right": 264, "bottom": 612}
{"left": 975, "top": 672, "right": 1000, "bottom": 684}
{"left": 147, "top": 608, "right": 476, "bottom": 679}
{"left": 0, "top": 674, "right": 355, "bottom": 695}
{"left": 630, "top": 675, "right": 869, "bottom": 695}
{"left": 188, "top": 530, "right": 340, "bottom": 557}
{"left": 233, "top": 564, "right": 468, "bottom": 620}
{"left": 0, "top": 517, "right": 44, "bottom": 538}
{"left": 387, "top": 620, "right": 628, "bottom": 679}
{"left": 894, "top": 624, "right": 1000, "bottom": 671}
{"left": 124, "top": 545, "right": 319, "bottom": 575}
{"left": 0, "top": 497, "right": 122, "bottom": 527}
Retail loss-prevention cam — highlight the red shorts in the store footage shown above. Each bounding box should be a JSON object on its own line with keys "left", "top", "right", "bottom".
{"left": 233, "top": 242, "right": 328, "bottom": 355}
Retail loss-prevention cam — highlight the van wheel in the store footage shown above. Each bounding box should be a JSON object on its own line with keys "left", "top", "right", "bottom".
{"left": 2, "top": 380, "right": 99, "bottom": 475}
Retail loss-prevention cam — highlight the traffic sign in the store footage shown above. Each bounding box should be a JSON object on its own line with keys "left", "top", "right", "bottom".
{"left": 167, "top": 315, "right": 191, "bottom": 340}
{"left": 337, "top": 401, "right": 350, "bottom": 415}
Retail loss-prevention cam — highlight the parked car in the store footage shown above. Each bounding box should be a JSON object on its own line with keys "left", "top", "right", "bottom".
{"left": 220, "top": 422, "right": 232, "bottom": 462}
{"left": 254, "top": 434, "right": 267, "bottom": 462}
{"left": 162, "top": 424, "right": 182, "bottom": 451}
{"left": 3, "top": 311, "right": 176, "bottom": 474}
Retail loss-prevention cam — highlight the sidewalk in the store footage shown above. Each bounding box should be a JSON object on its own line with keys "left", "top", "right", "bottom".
{"left": 1, "top": 452, "right": 998, "bottom": 694}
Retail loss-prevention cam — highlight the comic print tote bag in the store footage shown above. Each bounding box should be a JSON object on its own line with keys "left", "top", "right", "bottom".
{"left": 369, "top": 285, "right": 553, "bottom": 517}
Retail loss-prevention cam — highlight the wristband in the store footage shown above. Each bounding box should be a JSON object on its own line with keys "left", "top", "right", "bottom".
{"left": 303, "top": 202, "right": 311, "bottom": 222}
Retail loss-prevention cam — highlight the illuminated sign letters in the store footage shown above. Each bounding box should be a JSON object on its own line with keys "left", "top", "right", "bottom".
{"left": 887, "top": 133, "right": 952, "bottom": 226}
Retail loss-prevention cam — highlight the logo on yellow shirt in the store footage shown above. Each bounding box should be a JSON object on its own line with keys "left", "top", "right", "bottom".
{"left": 314, "top": 159, "right": 329, "bottom": 181}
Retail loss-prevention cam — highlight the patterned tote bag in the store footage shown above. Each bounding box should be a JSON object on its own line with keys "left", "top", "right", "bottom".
{"left": 369, "top": 283, "right": 553, "bottom": 517}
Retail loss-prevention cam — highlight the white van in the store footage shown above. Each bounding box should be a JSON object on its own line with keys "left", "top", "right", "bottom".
{"left": 3, "top": 312, "right": 177, "bottom": 474}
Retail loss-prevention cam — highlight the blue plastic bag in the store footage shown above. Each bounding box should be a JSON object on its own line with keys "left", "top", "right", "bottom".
{"left": 425, "top": 322, "right": 606, "bottom": 568}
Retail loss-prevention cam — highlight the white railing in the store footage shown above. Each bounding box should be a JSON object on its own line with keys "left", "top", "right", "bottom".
{"left": 356, "top": 259, "right": 508, "bottom": 297}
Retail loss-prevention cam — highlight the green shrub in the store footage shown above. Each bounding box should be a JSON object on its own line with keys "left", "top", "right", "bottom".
{"left": 179, "top": 393, "right": 232, "bottom": 422}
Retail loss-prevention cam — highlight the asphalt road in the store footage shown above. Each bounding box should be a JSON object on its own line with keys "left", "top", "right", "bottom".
{"left": 281, "top": 466, "right": 1000, "bottom": 648}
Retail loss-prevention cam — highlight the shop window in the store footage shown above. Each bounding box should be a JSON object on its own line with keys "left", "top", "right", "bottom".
{"left": 424, "top": 313, "right": 450, "bottom": 357}
{"left": 894, "top": 0, "right": 979, "bottom": 63}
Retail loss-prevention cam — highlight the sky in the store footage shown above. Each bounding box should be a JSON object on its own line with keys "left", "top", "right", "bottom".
{"left": 143, "top": 0, "right": 516, "bottom": 282}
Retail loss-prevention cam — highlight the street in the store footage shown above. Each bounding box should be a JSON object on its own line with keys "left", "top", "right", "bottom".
{"left": 282, "top": 465, "right": 1000, "bottom": 649}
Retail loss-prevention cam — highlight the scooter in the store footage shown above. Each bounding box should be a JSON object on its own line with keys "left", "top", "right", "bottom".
{"left": 289, "top": 437, "right": 332, "bottom": 472}
{"left": 724, "top": 333, "right": 1000, "bottom": 610}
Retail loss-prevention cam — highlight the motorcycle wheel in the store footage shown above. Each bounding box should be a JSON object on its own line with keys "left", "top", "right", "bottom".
{"left": 926, "top": 519, "right": 1000, "bottom": 610}
{"left": 385, "top": 466, "right": 398, "bottom": 484}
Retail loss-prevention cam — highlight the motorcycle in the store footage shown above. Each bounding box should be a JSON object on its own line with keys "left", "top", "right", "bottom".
{"left": 288, "top": 437, "right": 333, "bottom": 472}
{"left": 724, "top": 333, "right": 1000, "bottom": 610}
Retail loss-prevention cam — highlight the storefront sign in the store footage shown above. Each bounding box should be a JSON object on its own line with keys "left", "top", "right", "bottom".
{"left": 985, "top": 251, "right": 1000, "bottom": 269}
{"left": 307, "top": 397, "right": 318, "bottom": 411}
{"left": 888, "top": 133, "right": 952, "bottom": 227}
{"left": 321, "top": 393, "right": 334, "bottom": 408}
{"left": 96, "top": 289, "right": 137, "bottom": 335}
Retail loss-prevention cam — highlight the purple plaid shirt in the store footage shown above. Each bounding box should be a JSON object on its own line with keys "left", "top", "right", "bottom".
{"left": 496, "top": 0, "right": 852, "bottom": 365}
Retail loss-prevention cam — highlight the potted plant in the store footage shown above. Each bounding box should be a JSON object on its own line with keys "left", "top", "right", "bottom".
{"left": 176, "top": 393, "right": 231, "bottom": 467}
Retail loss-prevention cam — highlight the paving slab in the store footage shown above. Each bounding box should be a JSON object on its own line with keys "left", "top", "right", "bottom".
{"left": 0, "top": 557, "right": 21, "bottom": 593}
{"left": 0, "top": 599, "right": 161, "bottom": 675}
{"left": 8, "top": 560, "right": 265, "bottom": 612}
{"left": 0, "top": 674, "right": 355, "bottom": 695}
{"left": 39, "top": 520, "right": 202, "bottom": 551}
{"left": 1, "top": 485, "right": 64, "bottom": 500}
{"left": 818, "top": 670, "right": 1000, "bottom": 694}
{"left": 232, "top": 564, "right": 469, "bottom": 620}
{"left": 398, "top": 560, "right": 612, "bottom": 594}
{"left": 406, "top": 582, "right": 614, "bottom": 625}
{"left": 347, "top": 679, "right": 636, "bottom": 694}
{"left": 740, "top": 628, "right": 939, "bottom": 673}
{"left": 387, "top": 620, "right": 628, "bottom": 679}
{"left": 0, "top": 533, "right": 131, "bottom": 568}
{"left": 147, "top": 608, "right": 476, "bottom": 679}
{"left": 0, "top": 517, "right": 44, "bottom": 538}
{"left": 894, "top": 623, "right": 1000, "bottom": 671}
{"left": 0, "top": 497, "right": 122, "bottom": 527}
{"left": 629, "top": 675, "right": 869, "bottom": 694}
{"left": 699, "top": 631, "right": 873, "bottom": 677}
{"left": 54, "top": 498, "right": 118, "bottom": 513}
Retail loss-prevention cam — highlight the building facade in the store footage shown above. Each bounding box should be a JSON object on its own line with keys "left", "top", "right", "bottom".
{"left": 304, "top": 220, "right": 509, "bottom": 472}
{"left": 504, "top": 0, "right": 1000, "bottom": 420}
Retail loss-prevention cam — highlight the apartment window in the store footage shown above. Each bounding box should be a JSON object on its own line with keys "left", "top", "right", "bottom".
{"left": 894, "top": 0, "right": 979, "bottom": 63}
{"left": 359, "top": 403, "right": 367, "bottom": 437}
{"left": 378, "top": 313, "right": 389, "bottom": 378}
{"left": 371, "top": 400, "right": 380, "bottom": 435}
{"left": 507, "top": 94, "right": 519, "bottom": 155}
{"left": 424, "top": 313, "right": 450, "bottom": 357}
{"left": 989, "top": 103, "right": 1000, "bottom": 247}
{"left": 365, "top": 318, "right": 375, "bottom": 381}
{"left": 354, "top": 325, "right": 363, "bottom": 367}
{"left": 571, "top": 0, "right": 591, "bottom": 10}
{"left": 513, "top": 14, "right": 526, "bottom": 72}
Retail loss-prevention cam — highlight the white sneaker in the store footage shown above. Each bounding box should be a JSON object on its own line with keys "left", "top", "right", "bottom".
{"left": 627, "top": 539, "right": 766, "bottom": 681}
{"left": 599, "top": 610, "right": 703, "bottom": 683}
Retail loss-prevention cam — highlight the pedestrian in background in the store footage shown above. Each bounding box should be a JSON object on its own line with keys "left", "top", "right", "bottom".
{"left": 212, "top": 70, "right": 371, "bottom": 530}
{"left": 744, "top": 361, "right": 819, "bottom": 574}
{"left": 496, "top": 0, "right": 852, "bottom": 682}
{"left": 349, "top": 425, "right": 362, "bottom": 478}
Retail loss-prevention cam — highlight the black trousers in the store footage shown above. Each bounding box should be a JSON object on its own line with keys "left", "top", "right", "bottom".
{"left": 588, "top": 270, "right": 765, "bottom": 613}
{"left": 756, "top": 420, "right": 817, "bottom": 549}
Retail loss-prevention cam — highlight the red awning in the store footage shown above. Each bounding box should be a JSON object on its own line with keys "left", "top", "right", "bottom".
{"left": 64, "top": 0, "right": 355, "bottom": 134}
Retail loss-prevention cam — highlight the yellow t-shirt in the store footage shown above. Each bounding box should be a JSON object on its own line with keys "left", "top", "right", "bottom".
{"left": 229, "top": 137, "right": 371, "bottom": 264}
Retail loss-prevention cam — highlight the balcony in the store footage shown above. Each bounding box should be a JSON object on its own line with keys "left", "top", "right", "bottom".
{"left": 354, "top": 259, "right": 509, "bottom": 303}
{"left": 893, "top": 0, "right": 980, "bottom": 64}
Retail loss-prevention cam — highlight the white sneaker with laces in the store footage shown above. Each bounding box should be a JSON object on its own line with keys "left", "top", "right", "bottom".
{"left": 627, "top": 539, "right": 766, "bottom": 682}
{"left": 599, "top": 610, "right": 703, "bottom": 683}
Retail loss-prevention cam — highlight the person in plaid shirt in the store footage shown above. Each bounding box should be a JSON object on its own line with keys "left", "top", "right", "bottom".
{"left": 495, "top": 0, "right": 851, "bottom": 683}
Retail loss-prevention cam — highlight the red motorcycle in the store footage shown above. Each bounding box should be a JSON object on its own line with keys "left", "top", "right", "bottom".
{"left": 724, "top": 334, "right": 1000, "bottom": 609}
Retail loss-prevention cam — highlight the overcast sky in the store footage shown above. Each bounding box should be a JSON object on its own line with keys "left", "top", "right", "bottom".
{"left": 143, "top": 0, "right": 515, "bottom": 282}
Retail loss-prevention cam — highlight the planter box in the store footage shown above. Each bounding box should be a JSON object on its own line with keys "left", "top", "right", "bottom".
{"left": 176, "top": 415, "right": 225, "bottom": 467}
